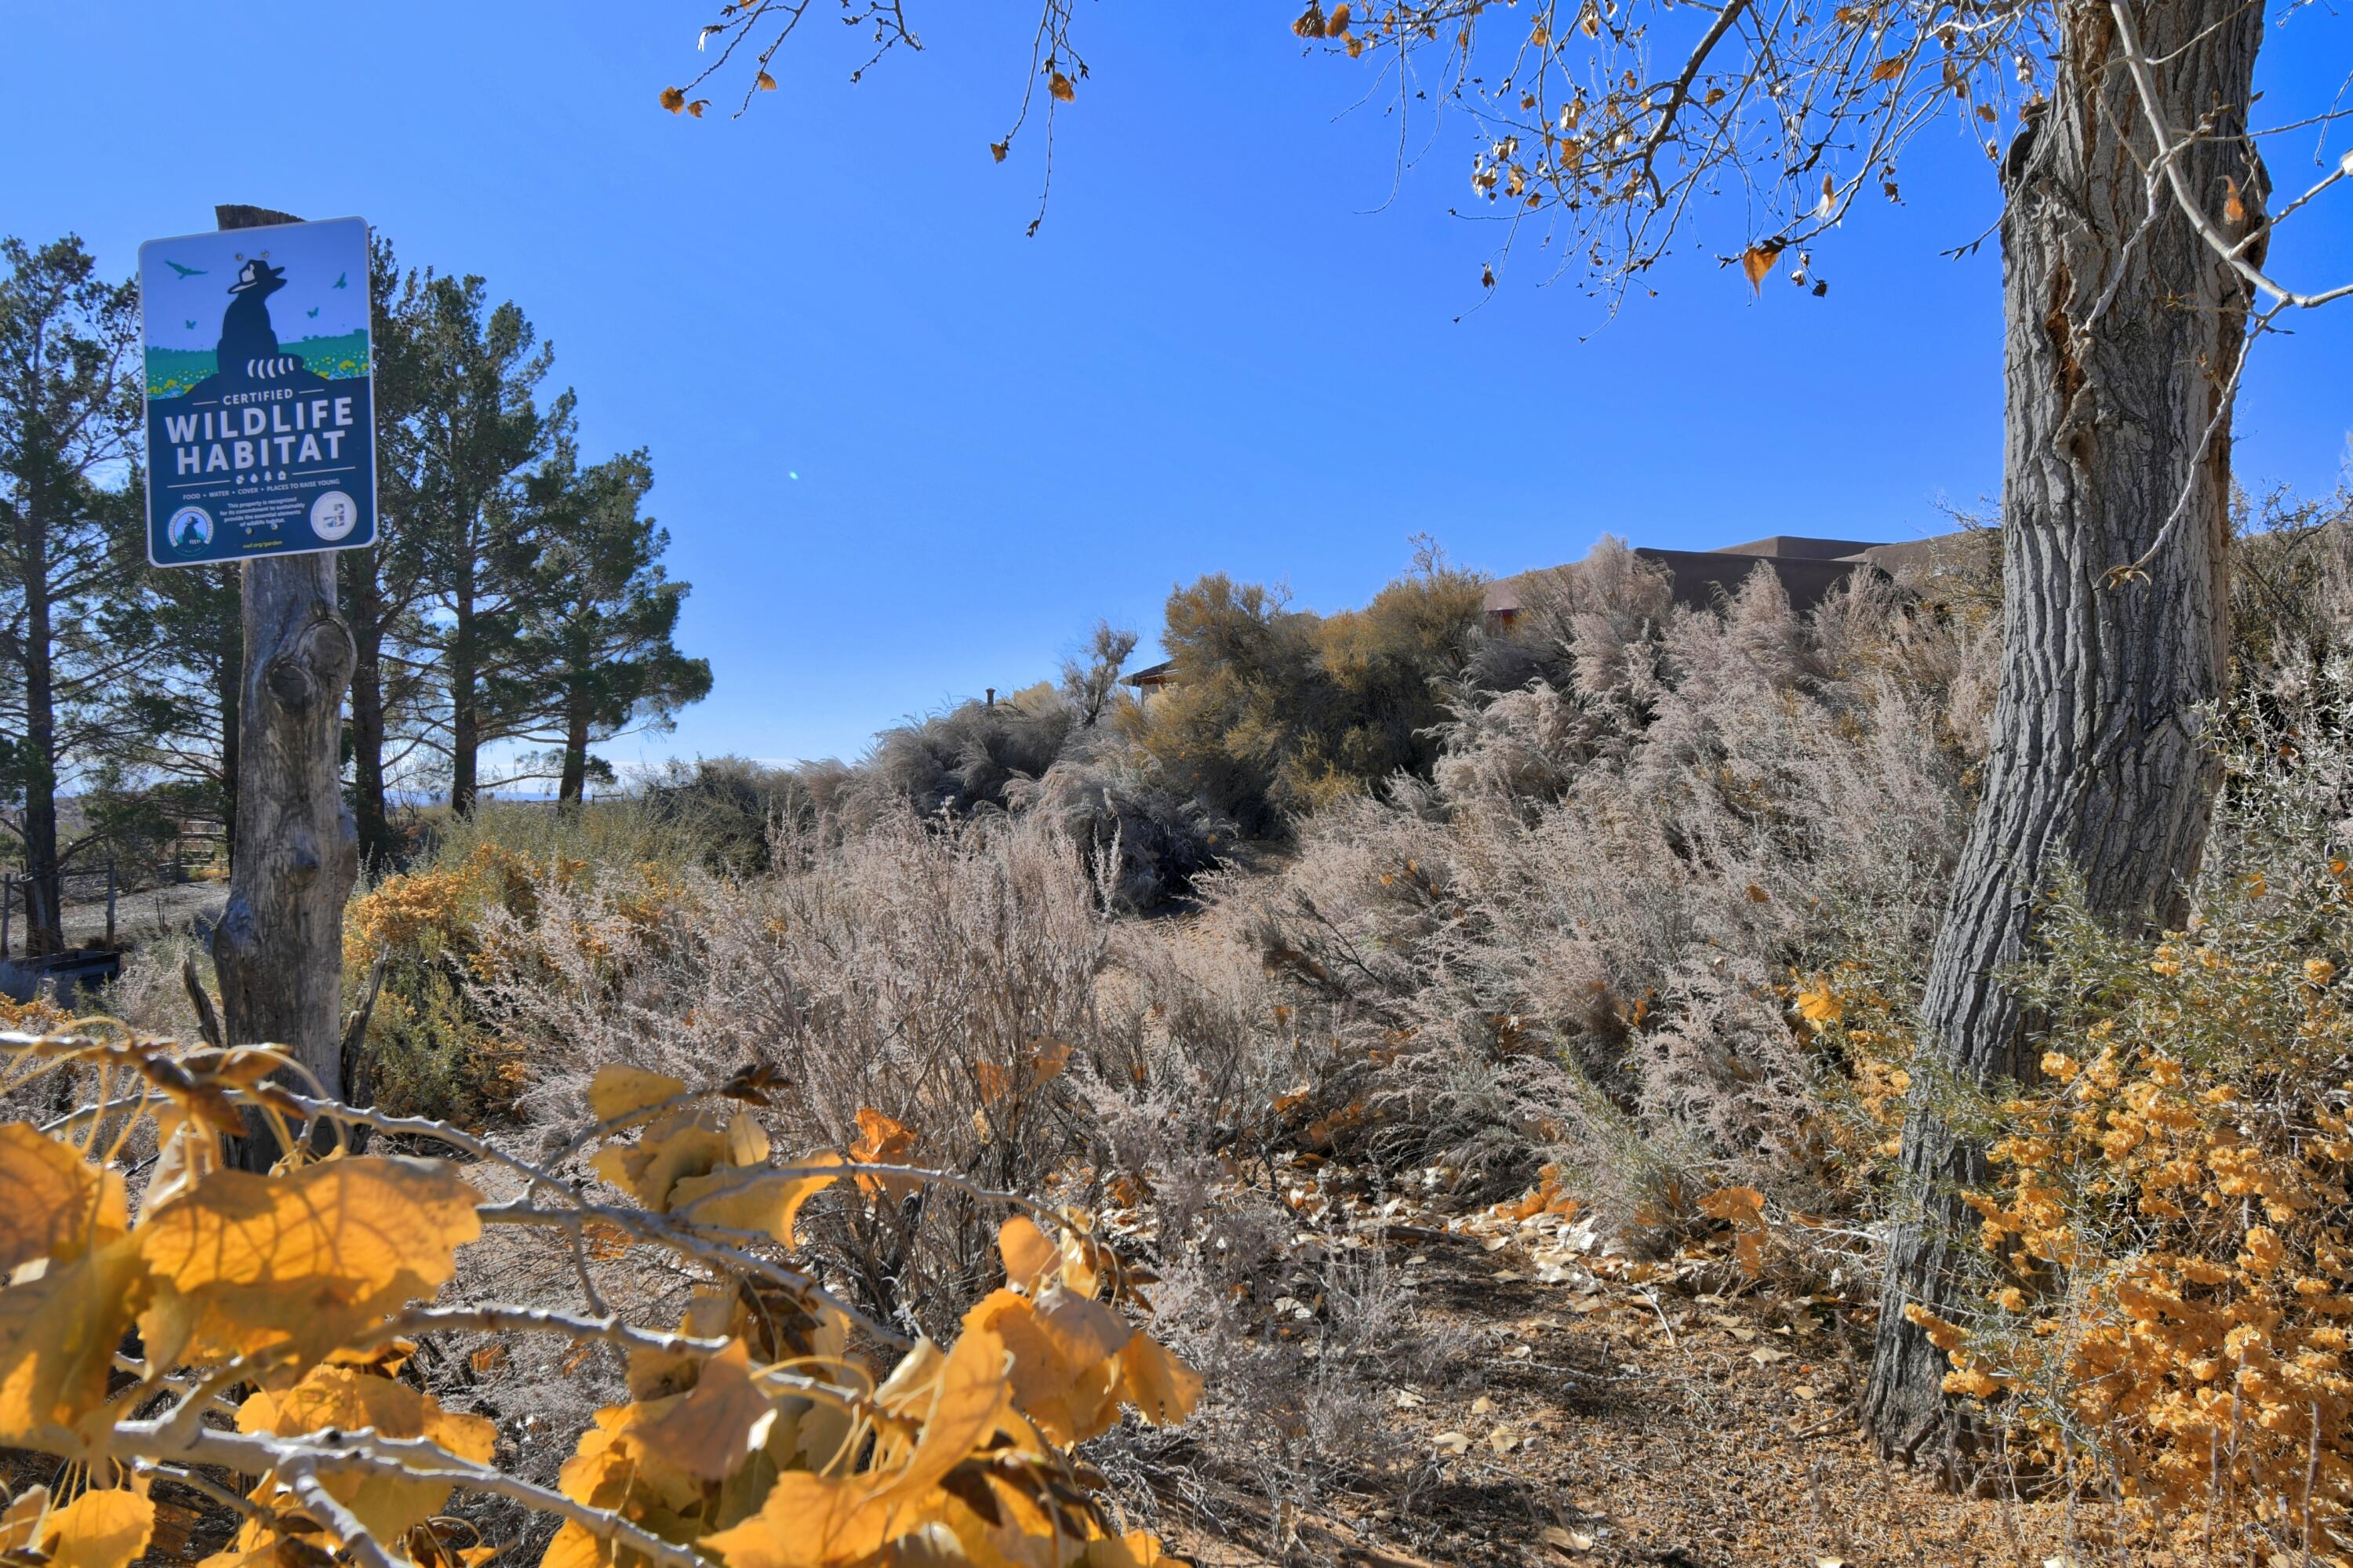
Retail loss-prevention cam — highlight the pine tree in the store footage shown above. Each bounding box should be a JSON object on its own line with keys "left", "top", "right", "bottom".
{"left": 495, "top": 442, "right": 710, "bottom": 802}
{"left": 0, "top": 236, "right": 148, "bottom": 954}
{"left": 402, "top": 274, "right": 558, "bottom": 815}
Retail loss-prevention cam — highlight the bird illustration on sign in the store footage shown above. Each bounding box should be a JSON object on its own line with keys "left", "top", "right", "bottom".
{"left": 164, "top": 260, "right": 206, "bottom": 279}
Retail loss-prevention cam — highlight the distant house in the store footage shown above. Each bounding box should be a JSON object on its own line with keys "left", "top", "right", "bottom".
{"left": 1122, "top": 659, "right": 1177, "bottom": 701}
{"left": 1484, "top": 529, "right": 1980, "bottom": 628}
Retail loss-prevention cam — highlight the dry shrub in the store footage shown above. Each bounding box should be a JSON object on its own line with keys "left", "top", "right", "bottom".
{"left": 1893, "top": 660, "right": 2353, "bottom": 1557}
{"left": 1229, "top": 554, "right": 1995, "bottom": 1231}
{"left": 455, "top": 806, "right": 1435, "bottom": 1551}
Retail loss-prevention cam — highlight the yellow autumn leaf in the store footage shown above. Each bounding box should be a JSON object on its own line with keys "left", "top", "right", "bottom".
{"left": 239, "top": 1364, "right": 496, "bottom": 1542}
{"left": 1048, "top": 71, "right": 1076, "bottom": 103}
{"left": 592, "top": 1105, "right": 766, "bottom": 1211}
{"left": 538, "top": 1521, "right": 619, "bottom": 1568}
{"left": 1115, "top": 1332, "right": 1203, "bottom": 1427}
{"left": 998, "top": 1215, "right": 1059, "bottom": 1293}
{"left": 1029, "top": 1038, "right": 1071, "bottom": 1088}
{"left": 0, "top": 1235, "right": 148, "bottom": 1457}
{"left": 136, "top": 1155, "right": 479, "bottom": 1376}
{"left": 627, "top": 1341, "right": 777, "bottom": 1481}
{"left": 586, "top": 1064, "right": 686, "bottom": 1123}
{"left": 757, "top": 69, "right": 777, "bottom": 91}
{"left": 0, "top": 1123, "right": 126, "bottom": 1272}
{"left": 851, "top": 1107, "right": 918, "bottom": 1199}
{"left": 1740, "top": 245, "right": 1778, "bottom": 294}
{"left": 660, "top": 85, "right": 686, "bottom": 112}
{"left": 0, "top": 1487, "right": 46, "bottom": 1555}
{"left": 963, "top": 1287, "right": 1127, "bottom": 1445}
{"left": 1869, "top": 56, "right": 1905, "bottom": 82}
{"left": 43, "top": 1489, "right": 153, "bottom": 1568}
{"left": 1083, "top": 1532, "right": 1169, "bottom": 1568}
{"left": 705, "top": 1326, "right": 1013, "bottom": 1566}
{"left": 1698, "top": 1185, "right": 1765, "bottom": 1224}
{"left": 670, "top": 1159, "right": 839, "bottom": 1246}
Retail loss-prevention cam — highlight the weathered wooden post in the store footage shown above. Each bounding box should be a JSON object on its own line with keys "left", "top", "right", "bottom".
{"left": 205, "top": 205, "right": 362, "bottom": 1163}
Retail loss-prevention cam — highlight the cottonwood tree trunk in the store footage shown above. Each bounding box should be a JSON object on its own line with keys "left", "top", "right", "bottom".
{"left": 208, "top": 205, "right": 361, "bottom": 1169}
{"left": 1863, "top": 0, "right": 2263, "bottom": 1462}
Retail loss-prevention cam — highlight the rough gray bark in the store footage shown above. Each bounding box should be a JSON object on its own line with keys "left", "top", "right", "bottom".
{"left": 208, "top": 204, "right": 361, "bottom": 1168}
{"left": 1862, "top": 2, "right": 2263, "bottom": 1462}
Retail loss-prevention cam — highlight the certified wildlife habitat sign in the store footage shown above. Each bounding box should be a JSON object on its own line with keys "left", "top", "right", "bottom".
{"left": 140, "top": 216, "right": 376, "bottom": 567}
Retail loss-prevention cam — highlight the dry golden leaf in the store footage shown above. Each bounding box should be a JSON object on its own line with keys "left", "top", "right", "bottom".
{"left": 1049, "top": 71, "right": 1076, "bottom": 103}
{"left": 700, "top": 1470, "right": 890, "bottom": 1568}
{"left": 628, "top": 1341, "right": 777, "bottom": 1481}
{"left": 1432, "top": 1430, "right": 1471, "bottom": 1453}
{"left": 1061, "top": 1230, "right": 1107, "bottom": 1299}
{"left": 44, "top": 1488, "right": 153, "bottom": 1568}
{"left": 669, "top": 1158, "right": 839, "bottom": 1246}
{"left": 875, "top": 1322, "right": 1017, "bottom": 1503}
{"left": 1795, "top": 984, "right": 1843, "bottom": 1025}
{"left": 240, "top": 1365, "right": 495, "bottom": 1542}
{"left": 1740, "top": 246, "right": 1777, "bottom": 294}
{"left": 586, "top": 1064, "right": 686, "bottom": 1123}
{"left": 660, "top": 85, "right": 686, "bottom": 112}
{"left": 144, "top": 1109, "right": 217, "bottom": 1221}
{"left": 851, "top": 1108, "right": 918, "bottom": 1199}
{"left": 1029, "top": 1039, "right": 1071, "bottom": 1087}
{"left": 966, "top": 1289, "right": 1123, "bottom": 1446}
{"left": 757, "top": 69, "right": 777, "bottom": 91}
{"left": 1082, "top": 1533, "right": 1170, "bottom": 1568}
{"left": 1542, "top": 1525, "right": 1595, "bottom": 1552}
{"left": 536, "top": 1521, "right": 610, "bottom": 1568}
{"left": 990, "top": 140, "right": 1010, "bottom": 162}
{"left": 1869, "top": 56, "right": 1905, "bottom": 82}
{"left": 1326, "top": 3, "right": 1351, "bottom": 33}
{"left": 706, "top": 1326, "right": 1013, "bottom": 1568}
{"left": 467, "top": 1343, "right": 511, "bottom": 1377}
{"left": 998, "top": 1215, "right": 1059, "bottom": 1293}
{"left": 0, "top": 1486, "right": 48, "bottom": 1554}
{"left": 0, "top": 1123, "right": 126, "bottom": 1271}
{"left": 591, "top": 1111, "right": 733, "bottom": 1211}
{"left": 2224, "top": 176, "right": 2247, "bottom": 225}
{"left": 137, "top": 1156, "right": 478, "bottom": 1375}
{"left": 1698, "top": 1186, "right": 1763, "bottom": 1224}
{"left": 1115, "top": 1331, "right": 1202, "bottom": 1427}
{"left": 0, "top": 1236, "right": 148, "bottom": 1457}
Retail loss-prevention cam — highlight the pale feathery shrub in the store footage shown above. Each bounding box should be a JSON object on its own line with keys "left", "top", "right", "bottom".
{"left": 453, "top": 802, "right": 1436, "bottom": 1537}
{"left": 1229, "top": 558, "right": 1991, "bottom": 1231}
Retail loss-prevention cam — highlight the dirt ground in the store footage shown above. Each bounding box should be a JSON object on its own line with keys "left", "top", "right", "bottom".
{"left": 1172, "top": 1208, "right": 2075, "bottom": 1568}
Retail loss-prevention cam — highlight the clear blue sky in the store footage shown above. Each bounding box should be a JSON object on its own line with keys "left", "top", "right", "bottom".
{"left": 7, "top": 5, "right": 2349, "bottom": 769}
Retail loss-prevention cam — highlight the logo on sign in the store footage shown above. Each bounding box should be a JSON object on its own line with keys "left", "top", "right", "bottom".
{"left": 311, "top": 489, "right": 358, "bottom": 541}
{"left": 167, "top": 505, "right": 214, "bottom": 553}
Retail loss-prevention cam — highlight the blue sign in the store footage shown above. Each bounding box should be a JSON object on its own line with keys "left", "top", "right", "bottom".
{"left": 139, "top": 216, "right": 376, "bottom": 567}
